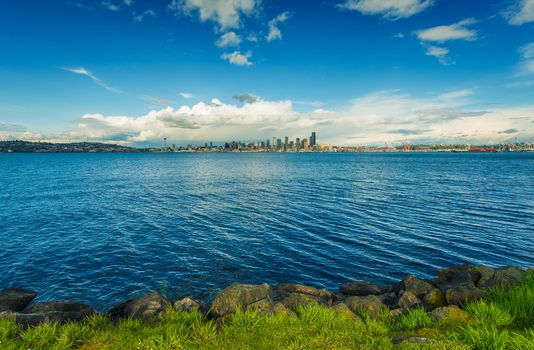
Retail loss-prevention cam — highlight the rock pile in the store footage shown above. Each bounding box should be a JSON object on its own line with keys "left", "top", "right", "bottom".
{"left": 0, "top": 265, "right": 528, "bottom": 326}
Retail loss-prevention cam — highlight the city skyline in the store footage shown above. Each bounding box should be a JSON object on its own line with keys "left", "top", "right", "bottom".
{"left": 0, "top": 1, "right": 533, "bottom": 146}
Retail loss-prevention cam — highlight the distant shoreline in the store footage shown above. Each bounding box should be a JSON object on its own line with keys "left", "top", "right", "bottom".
{"left": 1, "top": 140, "right": 533, "bottom": 153}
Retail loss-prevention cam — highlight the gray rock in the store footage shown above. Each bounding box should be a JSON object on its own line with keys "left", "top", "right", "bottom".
{"left": 389, "top": 308, "right": 408, "bottom": 318}
{"left": 403, "top": 275, "right": 434, "bottom": 297}
{"left": 108, "top": 291, "right": 171, "bottom": 320}
{"left": 396, "top": 290, "right": 422, "bottom": 310}
{"left": 173, "top": 297, "right": 202, "bottom": 313}
{"left": 344, "top": 295, "right": 385, "bottom": 317}
{"left": 484, "top": 267, "right": 525, "bottom": 289}
{"left": 428, "top": 305, "right": 469, "bottom": 323}
{"left": 475, "top": 266, "right": 495, "bottom": 289}
{"left": 332, "top": 302, "right": 362, "bottom": 322}
{"left": 339, "top": 281, "right": 386, "bottom": 296}
{"left": 392, "top": 336, "right": 438, "bottom": 345}
{"left": 275, "top": 283, "right": 331, "bottom": 299}
{"left": 0, "top": 288, "right": 37, "bottom": 312}
{"left": 210, "top": 283, "right": 272, "bottom": 318}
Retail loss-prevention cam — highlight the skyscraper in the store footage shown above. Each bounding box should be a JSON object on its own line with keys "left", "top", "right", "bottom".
{"left": 311, "top": 132, "right": 316, "bottom": 147}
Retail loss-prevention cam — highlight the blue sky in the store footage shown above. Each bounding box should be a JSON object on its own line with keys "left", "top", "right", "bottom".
{"left": 0, "top": 0, "right": 533, "bottom": 146}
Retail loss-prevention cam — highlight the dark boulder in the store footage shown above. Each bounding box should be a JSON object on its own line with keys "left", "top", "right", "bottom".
{"left": 210, "top": 283, "right": 272, "bottom": 318}
{"left": 445, "top": 285, "right": 485, "bottom": 306}
{"left": 378, "top": 292, "right": 397, "bottom": 307}
{"left": 475, "top": 266, "right": 495, "bottom": 289}
{"left": 0, "top": 288, "right": 37, "bottom": 312}
{"left": 482, "top": 267, "right": 525, "bottom": 289}
{"left": 402, "top": 275, "right": 434, "bottom": 297}
{"left": 435, "top": 265, "right": 481, "bottom": 286}
{"left": 422, "top": 288, "right": 445, "bottom": 310}
{"left": 24, "top": 301, "right": 94, "bottom": 315}
{"left": 339, "top": 281, "right": 386, "bottom": 296}
{"left": 108, "top": 291, "right": 171, "bottom": 320}
{"left": 395, "top": 290, "right": 422, "bottom": 310}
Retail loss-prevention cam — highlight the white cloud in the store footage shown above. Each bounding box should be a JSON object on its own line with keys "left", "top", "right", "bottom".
{"left": 124, "top": 0, "right": 133, "bottom": 5}
{"left": 102, "top": 1, "right": 120, "bottom": 11}
{"left": 221, "top": 51, "right": 253, "bottom": 66}
{"left": 518, "top": 42, "right": 534, "bottom": 75}
{"left": 266, "top": 12, "right": 291, "bottom": 42}
{"left": 215, "top": 31, "right": 242, "bottom": 48}
{"left": 503, "top": 0, "right": 534, "bottom": 25}
{"left": 424, "top": 46, "right": 454, "bottom": 65}
{"left": 142, "top": 96, "right": 173, "bottom": 107}
{"left": 133, "top": 9, "right": 156, "bottom": 23}
{"left": 416, "top": 18, "right": 477, "bottom": 42}
{"left": 22, "top": 91, "right": 529, "bottom": 146}
{"left": 438, "top": 89, "right": 474, "bottom": 101}
{"left": 173, "top": 0, "right": 258, "bottom": 30}
{"left": 393, "top": 32, "right": 405, "bottom": 39}
{"left": 180, "top": 92, "right": 194, "bottom": 99}
{"left": 61, "top": 67, "right": 122, "bottom": 93}
{"left": 338, "top": 0, "right": 433, "bottom": 20}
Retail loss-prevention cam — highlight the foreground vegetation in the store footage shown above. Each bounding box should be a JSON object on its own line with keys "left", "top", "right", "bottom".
{"left": 1, "top": 272, "right": 533, "bottom": 350}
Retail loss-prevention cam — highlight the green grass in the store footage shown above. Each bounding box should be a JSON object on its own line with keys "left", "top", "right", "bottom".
{"left": 0, "top": 270, "right": 532, "bottom": 349}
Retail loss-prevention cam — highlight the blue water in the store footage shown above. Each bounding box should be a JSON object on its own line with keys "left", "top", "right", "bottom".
{"left": 0, "top": 152, "right": 533, "bottom": 310}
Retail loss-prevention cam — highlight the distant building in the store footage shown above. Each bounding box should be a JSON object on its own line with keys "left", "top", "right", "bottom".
{"left": 310, "top": 132, "right": 316, "bottom": 147}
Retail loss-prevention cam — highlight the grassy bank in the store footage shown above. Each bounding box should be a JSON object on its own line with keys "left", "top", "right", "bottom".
{"left": 1, "top": 272, "right": 533, "bottom": 350}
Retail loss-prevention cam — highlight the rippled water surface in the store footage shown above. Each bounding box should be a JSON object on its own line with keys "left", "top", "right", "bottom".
{"left": 1, "top": 152, "right": 533, "bottom": 310}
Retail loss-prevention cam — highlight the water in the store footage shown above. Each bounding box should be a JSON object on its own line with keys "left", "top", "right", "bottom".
{"left": 0, "top": 152, "right": 533, "bottom": 310}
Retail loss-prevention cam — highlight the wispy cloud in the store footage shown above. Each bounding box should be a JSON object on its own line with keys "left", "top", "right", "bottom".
{"left": 502, "top": 0, "right": 534, "bottom": 25}
{"left": 180, "top": 92, "right": 194, "bottom": 99}
{"left": 337, "top": 0, "right": 434, "bottom": 20}
{"left": 101, "top": 1, "right": 120, "bottom": 11}
{"left": 266, "top": 12, "right": 291, "bottom": 42}
{"left": 416, "top": 18, "right": 477, "bottom": 42}
{"left": 61, "top": 67, "right": 122, "bottom": 93}
{"left": 221, "top": 51, "right": 253, "bottom": 66}
{"left": 141, "top": 96, "right": 173, "bottom": 107}
{"left": 424, "top": 46, "right": 454, "bottom": 65}
{"left": 416, "top": 19, "right": 477, "bottom": 65}
{"left": 133, "top": 9, "right": 156, "bottom": 23}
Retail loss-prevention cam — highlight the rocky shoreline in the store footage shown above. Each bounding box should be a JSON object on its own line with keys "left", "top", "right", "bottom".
{"left": 0, "top": 265, "right": 530, "bottom": 327}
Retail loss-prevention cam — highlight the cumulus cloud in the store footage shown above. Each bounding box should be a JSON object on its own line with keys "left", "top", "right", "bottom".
{"left": 172, "top": 0, "right": 258, "bottom": 30}
{"left": 133, "top": 9, "right": 156, "bottom": 23}
{"left": 338, "top": 0, "right": 433, "bottom": 20}
{"left": 24, "top": 91, "right": 529, "bottom": 146}
{"left": 503, "top": 0, "right": 534, "bottom": 25}
{"left": 416, "top": 18, "right": 477, "bottom": 42}
{"left": 215, "top": 31, "right": 241, "bottom": 48}
{"left": 61, "top": 67, "right": 122, "bottom": 93}
{"left": 266, "top": 12, "right": 291, "bottom": 42}
{"left": 221, "top": 51, "right": 253, "bottom": 66}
